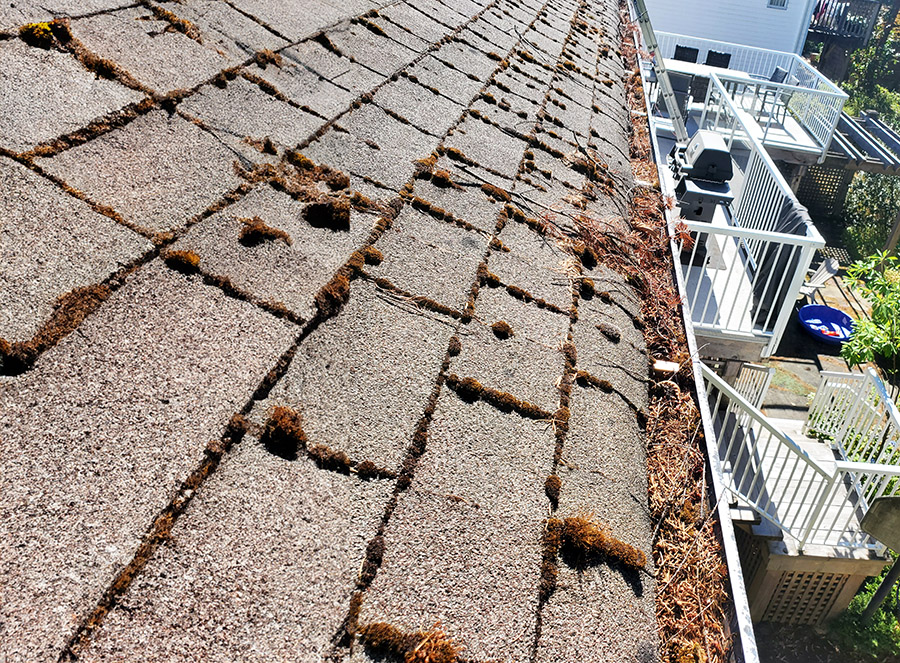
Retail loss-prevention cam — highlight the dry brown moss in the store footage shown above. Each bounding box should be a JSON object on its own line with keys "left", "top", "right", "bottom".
{"left": 490, "top": 320, "right": 513, "bottom": 339}
{"left": 238, "top": 216, "right": 292, "bottom": 246}
{"left": 314, "top": 270, "right": 352, "bottom": 317}
{"left": 361, "top": 245, "right": 384, "bottom": 265}
{"left": 431, "top": 169, "right": 462, "bottom": 189}
{"left": 286, "top": 150, "right": 315, "bottom": 170}
{"left": 255, "top": 48, "right": 282, "bottom": 68}
{"left": 559, "top": 515, "right": 647, "bottom": 570}
{"left": 305, "top": 198, "right": 351, "bottom": 231}
{"left": 0, "top": 283, "right": 112, "bottom": 374}
{"left": 148, "top": 5, "right": 202, "bottom": 42}
{"left": 597, "top": 322, "right": 621, "bottom": 343}
{"left": 327, "top": 171, "right": 351, "bottom": 190}
{"left": 476, "top": 263, "right": 502, "bottom": 287}
{"left": 580, "top": 277, "right": 596, "bottom": 299}
{"left": 358, "top": 622, "right": 461, "bottom": 663}
{"left": 545, "top": 474, "right": 561, "bottom": 507}
{"left": 575, "top": 370, "right": 613, "bottom": 392}
{"left": 447, "top": 335, "right": 462, "bottom": 356}
{"left": 561, "top": 341, "right": 577, "bottom": 368}
{"left": 162, "top": 249, "right": 201, "bottom": 274}
{"left": 359, "top": 535, "right": 386, "bottom": 586}
{"left": 540, "top": 518, "right": 563, "bottom": 602}
{"left": 445, "top": 374, "right": 550, "bottom": 419}
{"left": 554, "top": 406, "right": 570, "bottom": 437}
{"left": 261, "top": 406, "right": 307, "bottom": 460}
{"left": 307, "top": 443, "right": 352, "bottom": 473}
{"left": 481, "top": 182, "right": 510, "bottom": 202}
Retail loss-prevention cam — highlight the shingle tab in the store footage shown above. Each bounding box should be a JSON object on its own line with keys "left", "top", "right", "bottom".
{"left": 0, "top": 262, "right": 295, "bottom": 662}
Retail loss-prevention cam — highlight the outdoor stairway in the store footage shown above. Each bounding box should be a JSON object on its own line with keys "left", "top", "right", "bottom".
{"left": 702, "top": 363, "right": 900, "bottom": 552}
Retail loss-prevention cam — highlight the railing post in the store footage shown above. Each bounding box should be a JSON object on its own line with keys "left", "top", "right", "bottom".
{"left": 799, "top": 471, "right": 838, "bottom": 551}
{"left": 835, "top": 371, "right": 872, "bottom": 449}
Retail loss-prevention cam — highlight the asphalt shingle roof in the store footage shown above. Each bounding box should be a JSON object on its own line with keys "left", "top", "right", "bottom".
{"left": 0, "top": 0, "right": 657, "bottom": 660}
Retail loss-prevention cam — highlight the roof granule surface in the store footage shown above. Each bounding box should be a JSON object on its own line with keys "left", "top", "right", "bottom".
{"left": 0, "top": 0, "right": 669, "bottom": 660}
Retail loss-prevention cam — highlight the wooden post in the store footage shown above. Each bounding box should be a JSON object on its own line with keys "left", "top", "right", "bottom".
{"left": 862, "top": 556, "right": 900, "bottom": 623}
{"left": 883, "top": 208, "right": 900, "bottom": 256}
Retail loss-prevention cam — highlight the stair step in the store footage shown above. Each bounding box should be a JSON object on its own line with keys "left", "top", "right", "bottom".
{"left": 751, "top": 518, "right": 785, "bottom": 541}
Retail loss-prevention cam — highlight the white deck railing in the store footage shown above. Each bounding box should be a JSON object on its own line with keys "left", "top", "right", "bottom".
{"left": 703, "top": 363, "right": 900, "bottom": 551}
{"left": 657, "top": 31, "right": 847, "bottom": 156}
{"left": 656, "top": 32, "right": 795, "bottom": 80}
{"left": 807, "top": 369, "right": 900, "bottom": 466}
{"left": 655, "top": 31, "right": 845, "bottom": 97}
{"left": 712, "top": 73, "right": 845, "bottom": 154}
{"left": 675, "top": 77, "right": 825, "bottom": 358}
{"left": 733, "top": 363, "right": 775, "bottom": 410}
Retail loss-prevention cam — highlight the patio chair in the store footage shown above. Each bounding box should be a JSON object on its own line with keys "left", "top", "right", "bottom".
{"left": 673, "top": 45, "right": 699, "bottom": 63}
{"left": 705, "top": 50, "right": 732, "bottom": 69}
{"left": 668, "top": 71, "right": 693, "bottom": 120}
{"left": 691, "top": 51, "right": 733, "bottom": 109}
{"left": 799, "top": 257, "right": 840, "bottom": 302}
{"left": 759, "top": 66, "right": 791, "bottom": 123}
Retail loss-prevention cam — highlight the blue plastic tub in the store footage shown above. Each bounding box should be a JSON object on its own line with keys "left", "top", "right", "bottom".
{"left": 798, "top": 304, "right": 854, "bottom": 345}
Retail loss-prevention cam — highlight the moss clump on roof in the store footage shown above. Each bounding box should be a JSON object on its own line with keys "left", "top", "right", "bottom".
{"left": 491, "top": 320, "right": 513, "bottom": 339}
{"left": 305, "top": 198, "right": 351, "bottom": 231}
{"left": 554, "top": 406, "right": 570, "bottom": 437}
{"left": 476, "top": 263, "right": 502, "bottom": 287}
{"left": 557, "top": 515, "right": 646, "bottom": 570}
{"left": 360, "top": 245, "right": 383, "bottom": 266}
{"left": 358, "top": 622, "right": 461, "bottom": 663}
{"left": 307, "top": 443, "right": 352, "bottom": 474}
{"left": 358, "top": 18, "right": 387, "bottom": 37}
{"left": 447, "top": 335, "right": 462, "bottom": 356}
{"left": 79, "top": 50, "right": 120, "bottom": 80}
{"left": 255, "top": 48, "right": 282, "bottom": 68}
{"left": 313, "top": 32, "right": 342, "bottom": 56}
{"left": 0, "top": 282, "right": 113, "bottom": 374}
{"left": 445, "top": 374, "right": 550, "bottom": 419}
{"left": 481, "top": 182, "right": 510, "bottom": 202}
{"left": 314, "top": 270, "right": 352, "bottom": 317}
{"left": 286, "top": 151, "right": 316, "bottom": 170}
{"left": 355, "top": 460, "right": 380, "bottom": 480}
{"left": 162, "top": 249, "right": 201, "bottom": 274}
{"left": 238, "top": 216, "right": 292, "bottom": 246}
{"left": 545, "top": 474, "right": 561, "bottom": 507}
{"left": 430, "top": 169, "right": 461, "bottom": 189}
{"left": 540, "top": 518, "right": 563, "bottom": 602}
{"left": 597, "top": 322, "right": 621, "bottom": 343}
{"left": 442, "top": 147, "right": 469, "bottom": 163}
{"left": 561, "top": 342, "right": 577, "bottom": 368}
{"left": 359, "top": 535, "right": 386, "bottom": 586}
{"left": 488, "top": 237, "right": 509, "bottom": 253}
{"left": 148, "top": 5, "right": 202, "bottom": 42}
{"left": 575, "top": 370, "right": 613, "bottom": 392}
{"left": 326, "top": 170, "right": 351, "bottom": 191}
{"left": 261, "top": 406, "right": 306, "bottom": 460}
{"left": 579, "top": 277, "right": 596, "bottom": 299}
{"left": 19, "top": 22, "right": 55, "bottom": 48}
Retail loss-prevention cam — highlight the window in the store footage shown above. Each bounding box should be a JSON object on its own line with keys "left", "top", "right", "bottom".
{"left": 767, "top": 0, "right": 788, "bottom": 8}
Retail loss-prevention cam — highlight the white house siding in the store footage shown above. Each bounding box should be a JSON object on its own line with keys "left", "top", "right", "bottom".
{"left": 644, "top": 0, "right": 817, "bottom": 54}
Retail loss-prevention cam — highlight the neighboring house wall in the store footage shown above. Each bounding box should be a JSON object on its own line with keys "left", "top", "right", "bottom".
{"left": 644, "top": 0, "right": 818, "bottom": 54}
